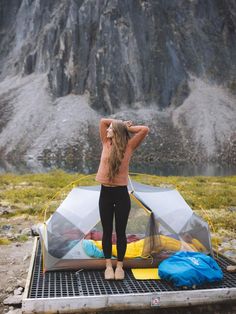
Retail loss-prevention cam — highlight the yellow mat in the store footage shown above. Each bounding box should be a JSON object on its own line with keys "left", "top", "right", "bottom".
{"left": 131, "top": 268, "right": 160, "bottom": 280}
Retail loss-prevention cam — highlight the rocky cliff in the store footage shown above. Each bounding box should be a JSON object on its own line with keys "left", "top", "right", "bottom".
{"left": 0, "top": 0, "right": 236, "bottom": 173}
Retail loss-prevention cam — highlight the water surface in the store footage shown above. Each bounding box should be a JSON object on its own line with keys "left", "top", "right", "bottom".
{"left": 0, "top": 159, "right": 235, "bottom": 176}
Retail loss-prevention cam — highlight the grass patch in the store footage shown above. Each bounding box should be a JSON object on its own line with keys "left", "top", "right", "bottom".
{"left": 0, "top": 171, "right": 235, "bottom": 244}
{"left": 16, "top": 234, "right": 29, "bottom": 242}
{"left": 133, "top": 174, "right": 236, "bottom": 210}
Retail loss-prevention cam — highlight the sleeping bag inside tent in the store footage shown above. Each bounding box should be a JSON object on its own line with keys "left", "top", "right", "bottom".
{"left": 38, "top": 181, "right": 213, "bottom": 272}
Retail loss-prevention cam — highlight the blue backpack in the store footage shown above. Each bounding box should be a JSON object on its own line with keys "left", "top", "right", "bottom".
{"left": 158, "top": 251, "right": 223, "bottom": 287}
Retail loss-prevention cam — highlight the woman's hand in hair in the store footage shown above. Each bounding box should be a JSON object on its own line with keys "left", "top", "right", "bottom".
{"left": 128, "top": 124, "right": 149, "bottom": 150}
{"left": 123, "top": 120, "right": 133, "bottom": 128}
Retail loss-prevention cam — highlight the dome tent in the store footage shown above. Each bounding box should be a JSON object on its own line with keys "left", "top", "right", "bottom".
{"left": 38, "top": 179, "right": 213, "bottom": 272}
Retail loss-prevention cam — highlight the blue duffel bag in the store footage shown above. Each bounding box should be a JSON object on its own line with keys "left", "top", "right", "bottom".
{"left": 158, "top": 251, "right": 223, "bottom": 287}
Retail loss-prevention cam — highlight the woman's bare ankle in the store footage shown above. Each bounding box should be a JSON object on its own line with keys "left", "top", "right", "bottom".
{"left": 116, "top": 261, "right": 123, "bottom": 269}
{"left": 105, "top": 259, "right": 112, "bottom": 268}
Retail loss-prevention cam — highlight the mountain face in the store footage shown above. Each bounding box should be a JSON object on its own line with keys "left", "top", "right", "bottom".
{"left": 0, "top": 0, "right": 236, "bottom": 172}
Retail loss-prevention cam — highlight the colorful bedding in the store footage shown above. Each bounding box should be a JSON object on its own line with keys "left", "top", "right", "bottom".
{"left": 83, "top": 235, "right": 207, "bottom": 259}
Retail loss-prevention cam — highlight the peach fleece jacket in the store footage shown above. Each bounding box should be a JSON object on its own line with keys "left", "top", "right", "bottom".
{"left": 96, "top": 119, "right": 149, "bottom": 186}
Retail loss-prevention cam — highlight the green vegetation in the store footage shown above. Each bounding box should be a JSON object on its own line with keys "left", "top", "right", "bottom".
{"left": 0, "top": 170, "right": 235, "bottom": 249}
{"left": 0, "top": 170, "right": 93, "bottom": 218}
{"left": 16, "top": 234, "right": 29, "bottom": 242}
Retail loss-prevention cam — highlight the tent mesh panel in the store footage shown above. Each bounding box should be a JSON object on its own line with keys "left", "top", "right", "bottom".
{"left": 28, "top": 240, "right": 236, "bottom": 298}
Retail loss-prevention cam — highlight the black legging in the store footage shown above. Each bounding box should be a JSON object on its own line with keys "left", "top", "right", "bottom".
{"left": 99, "top": 185, "right": 131, "bottom": 261}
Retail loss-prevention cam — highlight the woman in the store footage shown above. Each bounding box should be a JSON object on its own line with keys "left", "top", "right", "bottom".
{"left": 96, "top": 118, "right": 149, "bottom": 280}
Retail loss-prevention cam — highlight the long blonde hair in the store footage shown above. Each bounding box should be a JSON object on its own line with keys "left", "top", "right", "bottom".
{"left": 108, "top": 121, "right": 130, "bottom": 181}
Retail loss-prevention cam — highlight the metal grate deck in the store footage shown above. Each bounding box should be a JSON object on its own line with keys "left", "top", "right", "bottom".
{"left": 28, "top": 240, "right": 236, "bottom": 299}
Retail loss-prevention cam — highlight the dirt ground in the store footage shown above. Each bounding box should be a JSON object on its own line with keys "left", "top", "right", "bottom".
{"left": 0, "top": 239, "right": 34, "bottom": 313}
{"left": 0, "top": 214, "right": 36, "bottom": 314}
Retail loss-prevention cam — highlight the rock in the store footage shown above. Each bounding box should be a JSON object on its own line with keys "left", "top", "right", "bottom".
{"left": 5, "top": 309, "right": 22, "bottom": 314}
{"left": 30, "top": 223, "right": 42, "bottom": 236}
{"left": 21, "top": 228, "right": 31, "bottom": 236}
{"left": 6, "top": 233, "right": 16, "bottom": 240}
{"left": 15, "top": 243, "right": 21, "bottom": 247}
{"left": 219, "top": 242, "right": 231, "bottom": 250}
{"left": 0, "top": 207, "right": 10, "bottom": 215}
{"left": 228, "top": 207, "right": 236, "bottom": 212}
{"left": 231, "top": 239, "right": 236, "bottom": 248}
{"left": 226, "top": 265, "right": 236, "bottom": 273}
{"left": 3, "top": 295, "right": 22, "bottom": 305}
{"left": 1, "top": 225, "right": 12, "bottom": 231}
{"left": 224, "top": 250, "right": 236, "bottom": 261}
{"left": 18, "top": 182, "right": 29, "bottom": 186}
{"left": 222, "top": 237, "right": 230, "bottom": 242}
{"left": 14, "top": 287, "right": 23, "bottom": 295}
{"left": 23, "top": 254, "right": 30, "bottom": 261}
{"left": 6, "top": 286, "right": 14, "bottom": 293}
{"left": 160, "top": 184, "right": 174, "bottom": 188}
{"left": 0, "top": 0, "right": 236, "bottom": 171}
{"left": 7, "top": 278, "right": 15, "bottom": 283}
{"left": 16, "top": 279, "right": 26, "bottom": 288}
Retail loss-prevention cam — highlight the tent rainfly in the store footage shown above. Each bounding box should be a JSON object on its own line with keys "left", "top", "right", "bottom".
{"left": 38, "top": 180, "right": 213, "bottom": 272}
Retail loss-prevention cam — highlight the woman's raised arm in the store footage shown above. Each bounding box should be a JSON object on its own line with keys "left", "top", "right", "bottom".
{"left": 127, "top": 124, "right": 149, "bottom": 150}
{"left": 99, "top": 118, "right": 113, "bottom": 142}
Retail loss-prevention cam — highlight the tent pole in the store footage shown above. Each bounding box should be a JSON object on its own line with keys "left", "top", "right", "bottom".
{"left": 128, "top": 175, "right": 135, "bottom": 193}
{"left": 42, "top": 222, "right": 47, "bottom": 274}
{"left": 130, "top": 193, "right": 151, "bottom": 216}
{"left": 199, "top": 204, "right": 218, "bottom": 257}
